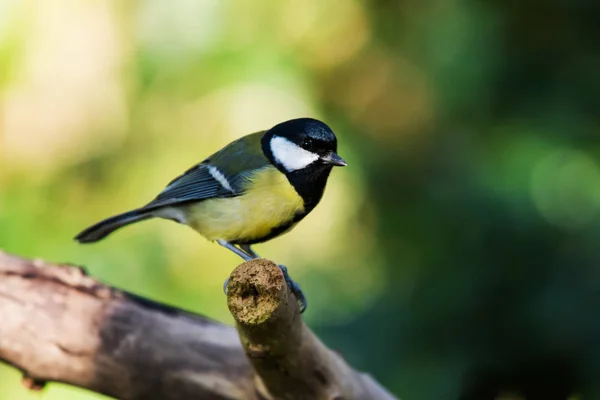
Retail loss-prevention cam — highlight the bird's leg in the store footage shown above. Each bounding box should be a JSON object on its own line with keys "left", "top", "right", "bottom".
{"left": 278, "top": 264, "right": 307, "bottom": 313}
{"left": 219, "top": 240, "right": 255, "bottom": 294}
{"left": 218, "top": 240, "right": 251, "bottom": 294}
{"left": 217, "top": 240, "right": 253, "bottom": 261}
{"left": 239, "top": 244, "right": 260, "bottom": 259}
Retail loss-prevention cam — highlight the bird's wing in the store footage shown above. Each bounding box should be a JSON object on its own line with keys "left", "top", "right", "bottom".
{"left": 149, "top": 163, "right": 233, "bottom": 205}
{"left": 143, "top": 131, "right": 269, "bottom": 209}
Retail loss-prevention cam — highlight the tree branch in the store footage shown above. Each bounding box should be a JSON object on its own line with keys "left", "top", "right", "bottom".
{"left": 227, "top": 259, "right": 396, "bottom": 400}
{"left": 0, "top": 250, "right": 396, "bottom": 400}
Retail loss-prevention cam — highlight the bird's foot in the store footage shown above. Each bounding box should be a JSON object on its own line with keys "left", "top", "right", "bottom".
{"left": 222, "top": 265, "right": 306, "bottom": 313}
{"left": 223, "top": 277, "right": 230, "bottom": 295}
{"left": 278, "top": 264, "right": 307, "bottom": 313}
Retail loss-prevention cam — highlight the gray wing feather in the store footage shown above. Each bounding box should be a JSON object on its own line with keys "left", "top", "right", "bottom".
{"left": 144, "top": 164, "right": 233, "bottom": 208}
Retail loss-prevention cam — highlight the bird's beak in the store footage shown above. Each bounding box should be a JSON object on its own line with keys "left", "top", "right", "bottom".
{"left": 321, "top": 152, "right": 347, "bottom": 167}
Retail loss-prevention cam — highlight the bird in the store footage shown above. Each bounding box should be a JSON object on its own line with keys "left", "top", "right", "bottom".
{"left": 74, "top": 117, "right": 347, "bottom": 312}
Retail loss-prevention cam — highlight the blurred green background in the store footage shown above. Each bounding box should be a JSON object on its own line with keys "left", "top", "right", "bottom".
{"left": 1, "top": 0, "right": 599, "bottom": 399}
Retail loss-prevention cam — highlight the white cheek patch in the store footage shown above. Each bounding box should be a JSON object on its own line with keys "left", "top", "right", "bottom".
{"left": 270, "top": 136, "right": 319, "bottom": 172}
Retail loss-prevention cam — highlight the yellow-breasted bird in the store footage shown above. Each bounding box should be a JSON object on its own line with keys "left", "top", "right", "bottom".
{"left": 75, "top": 118, "right": 346, "bottom": 312}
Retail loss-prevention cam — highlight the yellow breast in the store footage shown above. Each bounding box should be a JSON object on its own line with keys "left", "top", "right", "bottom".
{"left": 183, "top": 167, "right": 305, "bottom": 243}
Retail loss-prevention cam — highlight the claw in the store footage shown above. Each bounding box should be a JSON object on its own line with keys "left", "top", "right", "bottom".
{"left": 278, "top": 264, "right": 307, "bottom": 313}
{"left": 223, "top": 277, "right": 229, "bottom": 294}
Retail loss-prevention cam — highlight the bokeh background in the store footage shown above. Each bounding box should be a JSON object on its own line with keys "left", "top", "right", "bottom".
{"left": 1, "top": 0, "right": 599, "bottom": 399}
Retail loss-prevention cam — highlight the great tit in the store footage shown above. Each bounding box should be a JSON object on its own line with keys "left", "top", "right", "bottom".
{"left": 75, "top": 117, "right": 346, "bottom": 312}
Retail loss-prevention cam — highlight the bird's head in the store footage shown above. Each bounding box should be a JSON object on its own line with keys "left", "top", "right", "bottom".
{"left": 263, "top": 118, "right": 346, "bottom": 175}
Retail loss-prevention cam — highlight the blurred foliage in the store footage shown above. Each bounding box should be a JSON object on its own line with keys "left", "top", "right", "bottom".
{"left": 1, "top": 0, "right": 600, "bottom": 399}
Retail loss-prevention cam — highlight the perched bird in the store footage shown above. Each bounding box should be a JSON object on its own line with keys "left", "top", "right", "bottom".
{"left": 75, "top": 117, "right": 346, "bottom": 312}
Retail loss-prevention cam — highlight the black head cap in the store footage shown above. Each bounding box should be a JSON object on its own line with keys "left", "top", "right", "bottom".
{"left": 267, "top": 118, "right": 338, "bottom": 155}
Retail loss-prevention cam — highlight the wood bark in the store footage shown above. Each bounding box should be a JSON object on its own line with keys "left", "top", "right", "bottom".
{"left": 0, "top": 251, "right": 396, "bottom": 400}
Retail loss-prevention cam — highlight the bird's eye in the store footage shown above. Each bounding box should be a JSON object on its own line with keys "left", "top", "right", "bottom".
{"left": 301, "top": 138, "right": 313, "bottom": 150}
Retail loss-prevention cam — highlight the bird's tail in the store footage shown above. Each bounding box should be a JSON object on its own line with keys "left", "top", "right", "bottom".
{"left": 75, "top": 208, "right": 153, "bottom": 243}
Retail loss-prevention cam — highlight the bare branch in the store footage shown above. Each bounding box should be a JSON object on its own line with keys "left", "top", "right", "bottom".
{"left": 0, "top": 251, "right": 264, "bottom": 400}
{"left": 228, "top": 259, "right": 397, "bottom": 400}
{"left": 0, "top": 251, "right": 396, "bottom": 400}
